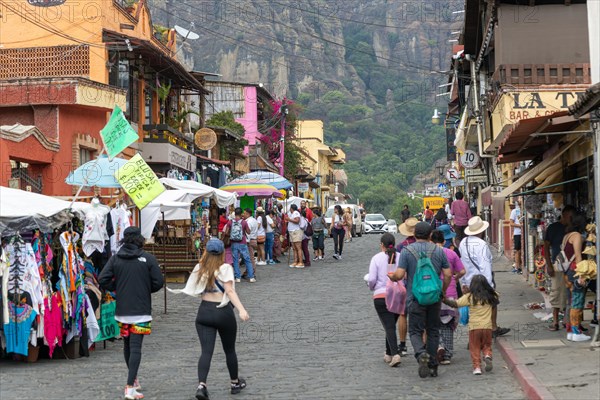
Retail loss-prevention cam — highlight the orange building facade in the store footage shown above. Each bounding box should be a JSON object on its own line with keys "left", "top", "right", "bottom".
{"left": 0, "top": 0, "right": 203, "bottom": 195}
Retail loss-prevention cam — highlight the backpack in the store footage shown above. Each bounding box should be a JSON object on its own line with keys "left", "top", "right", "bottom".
{"left": 553, "top": 233, "right": 576, "bottom": 273}
{"left": 406, "top": 245, "right": 443, "bottom": 305}
{"left": 230, "top": 220, "right": 244, "bottom": 242}
{"left": 304, "top": 220, "right": 313, "bottom": 237}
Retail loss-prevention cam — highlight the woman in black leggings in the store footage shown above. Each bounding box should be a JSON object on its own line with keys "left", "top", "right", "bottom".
{"left": 169, "top": 238, "right": 250, "bottom": 400}
{"left": 330, "top": 205, "right": 345, "bottom": 259}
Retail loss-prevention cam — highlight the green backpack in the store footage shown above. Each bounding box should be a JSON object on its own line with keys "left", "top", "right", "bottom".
{"left": 407, "top": 245, "right": 442, "bottom": 306}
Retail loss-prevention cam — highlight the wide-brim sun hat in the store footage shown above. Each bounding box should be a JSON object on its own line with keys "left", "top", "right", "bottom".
{"left": 399, "top": 217, "right": 418, "bottom": 236}
{"left": 464, "top": 216, "right": 489, "bottom": 236}
{"left": 438, "top": 224, "right": 456, "bottom": 240}
{"left": 256, "top": 206, "right": 265, "bottom": 212}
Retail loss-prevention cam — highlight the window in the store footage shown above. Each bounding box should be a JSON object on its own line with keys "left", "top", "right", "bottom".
{"left": 144, "top": 83, "right": 153, "bottom": 125}
{"left": 79, "top": 148, "right": 92, "bottom": 166}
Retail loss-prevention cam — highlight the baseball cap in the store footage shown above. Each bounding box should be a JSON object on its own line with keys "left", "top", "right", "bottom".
{"left": 414, "top": 222, "right": 432, "bottom": 238}
{"left": 206, "top": 238, "right": 225, "bottom": 255}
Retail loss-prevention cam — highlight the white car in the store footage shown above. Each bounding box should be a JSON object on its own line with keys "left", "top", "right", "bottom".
{"left": 387, "top": 219, "right": 398, "bottom": 233}
{"left": 364, "top": 214, "right": 388, "bottom": 234}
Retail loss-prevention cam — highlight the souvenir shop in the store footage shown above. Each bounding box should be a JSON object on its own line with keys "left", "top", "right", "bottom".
{"left": 0, "top": 187, "right": 134, "bottom": 362}
{"left": 514, "top": 139, "right": 596, "bottom": 291}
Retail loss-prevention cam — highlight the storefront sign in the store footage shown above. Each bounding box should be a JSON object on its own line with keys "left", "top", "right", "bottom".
{"left": 28, "top": 0, "right": 66, "bottom": 6}
{"left": 460, "top": 150, "right": 480, "bottom": 169}
{"left": 115, "top": 154, "right": 165, "bottom": 209}
{"left": 423, "top": 197, "right": 445, "bottom": 211}
{"left": 505, "top": 91, "right": 586, "bottom": 121}
{"left": 100, "top": 106, "right": 139, "bottom": 160}
{"left": 298, "top": 182, "right": 309, "bottom": 192}
{"left": 451, "top": 179, "right": 465, "bottom": 187}
{"left": 141, "top": 142, "right": 196, "bottom": 171}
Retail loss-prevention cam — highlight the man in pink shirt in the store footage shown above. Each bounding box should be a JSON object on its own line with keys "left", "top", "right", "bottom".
{"left": 450, "top": 191, "right": 472, "bottom": 244}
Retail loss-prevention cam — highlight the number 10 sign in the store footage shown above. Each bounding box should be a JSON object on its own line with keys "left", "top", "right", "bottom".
{"left": 460, "top": 150, "right": 480, "bottom": 169}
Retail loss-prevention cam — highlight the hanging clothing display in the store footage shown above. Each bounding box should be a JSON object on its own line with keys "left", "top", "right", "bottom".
{"left": 43, "top": 293, "right": 63, "bottom": 358}
{"left": 4, "top": 303, "right": 37, "bottom": 356}
{"left": 82, "top": 203, "right": 110, "bottom": 257}
{"left": 110, "top": 204, "right": 131, "bottom": 255}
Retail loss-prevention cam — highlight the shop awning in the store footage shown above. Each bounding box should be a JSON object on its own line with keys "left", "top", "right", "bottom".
{"left": 497, "top": 111, "right": 584, "bottom": 164}
{"left": 495, "top": 136, "right": 583, "bottom": 199}
{"left": 197, "top": 155, "right": 230, "bottom": 165}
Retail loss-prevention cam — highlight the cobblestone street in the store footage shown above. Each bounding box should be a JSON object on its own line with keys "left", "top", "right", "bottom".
{"left": 1, "top": 234, "right": 525, "bottom": 399}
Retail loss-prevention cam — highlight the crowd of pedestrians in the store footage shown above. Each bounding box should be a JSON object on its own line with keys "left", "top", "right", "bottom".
{"left": 368, "top": 214, "right": 512, "bottom": 378}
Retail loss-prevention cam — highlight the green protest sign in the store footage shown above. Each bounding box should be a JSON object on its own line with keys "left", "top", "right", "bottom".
{"left": 100, "top": 106, "right": 139, "bottom": 160}
{"left": 95, "top": 301, "right": 120, "bottom": 342}
{"left": 115, "top": 153, "right": 165, "bottom": 209}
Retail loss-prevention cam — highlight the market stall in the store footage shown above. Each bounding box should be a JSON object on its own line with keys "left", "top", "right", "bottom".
{"left": 0, "top": 186, "right": 108, "bottom": 361}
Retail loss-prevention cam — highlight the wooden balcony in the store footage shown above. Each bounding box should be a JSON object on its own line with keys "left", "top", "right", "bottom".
{"left": 491, "top": 63, "right": 591, "bottom": 86}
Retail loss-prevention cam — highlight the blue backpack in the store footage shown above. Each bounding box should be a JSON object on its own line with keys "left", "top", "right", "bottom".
{"left": 406, "top": 245, "right": 442, "bottom": 305}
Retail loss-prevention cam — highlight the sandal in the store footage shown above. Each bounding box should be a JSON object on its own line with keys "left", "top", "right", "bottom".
{"left": 548, "top": 324, "right": 559, "bottom": 331}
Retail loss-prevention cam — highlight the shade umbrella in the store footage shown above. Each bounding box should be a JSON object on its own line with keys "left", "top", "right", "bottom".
{"left": 219, "top": 178, "right": 283, "bottom": 198}
{"left": 65, "top": 154, "right": 127, "bottom": 188}
{"left": 239, "top": 171, "right": 293, "bottom": 190}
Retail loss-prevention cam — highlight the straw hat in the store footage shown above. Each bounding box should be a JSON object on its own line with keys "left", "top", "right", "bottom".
{"left": 464, "top": 216, "right": 489, "bottom": 236}
{"left": 583, "top": 245, "right": 596, "bottom": 256}
{"left": 399, "top": 217, "right": 418, "bottom": 236}
{"left": 256, "top": 206, "right": 265, "bottom": 213}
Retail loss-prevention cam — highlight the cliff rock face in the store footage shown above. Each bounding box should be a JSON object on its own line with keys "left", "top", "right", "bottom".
{"left": 148, "top": 0, "right": 462, "bottom": 201}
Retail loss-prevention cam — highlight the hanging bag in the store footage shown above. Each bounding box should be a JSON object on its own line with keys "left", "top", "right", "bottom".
{"left": 385, "top": 262, "right": 406, "bottom": 314}
{"left": 553, "top": 233, "right": 576, "bottom": 273}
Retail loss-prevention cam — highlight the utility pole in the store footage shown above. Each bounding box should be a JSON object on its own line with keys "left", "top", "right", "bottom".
{"left": 279, "top": 101, "right": 288, "bottom": 177}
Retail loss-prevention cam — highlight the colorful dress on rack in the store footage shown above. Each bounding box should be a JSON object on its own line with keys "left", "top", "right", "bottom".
{"left": 4, "top": 303, "right": 37, "bottom": 356}
{"left": 43, "top": 293, "right": 63, "bottom": 358}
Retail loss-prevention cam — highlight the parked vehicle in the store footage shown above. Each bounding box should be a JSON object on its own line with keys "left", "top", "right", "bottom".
{"left": 324, "top": 204, "right": 364, "bottom": 237}
{"left": 363, "top": 214, "right": 388, "bottom": 234}
{"left": 387, "top": 219, "right": 398, "bottom": 233}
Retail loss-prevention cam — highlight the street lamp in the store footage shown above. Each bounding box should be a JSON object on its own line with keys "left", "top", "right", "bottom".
{"left": 431, "top": 109, "right": 441, "bottom": 125}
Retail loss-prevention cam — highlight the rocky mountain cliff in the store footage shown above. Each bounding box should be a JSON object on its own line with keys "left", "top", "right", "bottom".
{"left": 148, "top": 0, "right": 463, "bottom": 214}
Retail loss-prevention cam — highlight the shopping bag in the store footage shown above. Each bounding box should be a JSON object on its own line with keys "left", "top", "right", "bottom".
{"left": 385, "top": 280, "right": 406, "bottom": 315}
{"left": 95, "top": 301, "right": 119, "bottom": 342}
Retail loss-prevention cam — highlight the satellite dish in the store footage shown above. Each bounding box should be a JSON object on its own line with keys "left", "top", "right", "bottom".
{"left": 174, "top": 25, "right": 199, "bottom": 40}
{"left": 195, "top": 128, "right": 217, "bottom": 150}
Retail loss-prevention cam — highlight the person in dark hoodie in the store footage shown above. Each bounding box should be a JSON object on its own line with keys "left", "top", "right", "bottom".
{"left": 99, "top": 226, "right": 164, "bottom": 400}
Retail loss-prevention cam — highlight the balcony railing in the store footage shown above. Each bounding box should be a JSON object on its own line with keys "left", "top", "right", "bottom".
{"left": 491, "top": 63, "right": 591, "bottom": 86}
{"left": 143, "top": 124, "right": 193, "bottom": 151}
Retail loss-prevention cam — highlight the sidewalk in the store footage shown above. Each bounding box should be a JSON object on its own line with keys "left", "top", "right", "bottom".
{"left": 492, "top": 251, "right": 600, "bottom": 400}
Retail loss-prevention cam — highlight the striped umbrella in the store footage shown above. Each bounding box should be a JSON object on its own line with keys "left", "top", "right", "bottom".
{"left": 239, "top": 171, "right": 293, "bottom": 190}
{"left": 219, "top": 178, "right": 283, "bottom": 198}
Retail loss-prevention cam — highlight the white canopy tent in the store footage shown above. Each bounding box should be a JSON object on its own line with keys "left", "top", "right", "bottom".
{"left": 140, "top": 190, "right": 199, "bottom": 239}
{"left": 159, "top": 178, "right": 237, "bottom": 208}
{"left": 0, "top": 186, "right": 101, "bottom": 234}
{"left": 277, "top": 196, "right": 313, "bottom": 213}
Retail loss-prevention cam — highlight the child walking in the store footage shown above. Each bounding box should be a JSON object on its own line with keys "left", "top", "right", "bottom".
{"left": 443, "top": 275, "right": 499, "bottom": 375}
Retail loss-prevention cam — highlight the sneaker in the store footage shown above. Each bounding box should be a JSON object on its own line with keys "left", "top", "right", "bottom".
{"left": 492, "top": 327, "right": 511, "bottom": 338}
{"left": 517, "top": 269, "right": 523, "bottom": 275}
{"left": 274, "top": 259, "right": 281, "bottom": 264}
{"left": 571, "top": 333, "right": 591, "bottom": 342}
{"left": 318, "top": 256, "right": 324, "bottom": 260}
{"left": 473, "top": 368, "right": 482, "bottom": 375}
{"left": 332, "top": 253, "right": 339, "bottom": 260}
{"left": 440, "top": 359, "right": 451, "bottom": 365}
{"left": 567, "top": 332, "right": 574, "bottom": 341}
{"left": 235, "top": 278, "right": 241, "bottom": 283}
{"left": 257, "top": 261, "right": 267, "bottom": 266}
{"left": 383, "top": 354, "right": 392, "bottom": 363}
{"left": 436, "top": 346, "right": 446, "bottom": 363}
{"left": 289, "top": 263, "right": 296, "bottom": 268}
{"left": 429, "top": 366, "right": 438, "bottom": 377}
{"left": 313, "top": 257, "right": 319, "bottom": 261}
{"left": 417, "top": 352, "right": 430, "bottom": 378}
{"left": 230, "top": 377, "right": 247, "bottom": 394}
{"left": 338, "top": 254, "right": 342, "bottom": 259}
{"left": 295, "top": 264, "right": 305, "bottom": 269}
{"left": 249, "top": 278, "right": 256, "bottom": 283}
{"left": 389, "top": 354, "right": 401, "bottom": 367}
{"left": 133, "top": 378, "right": 141, "bottom": 391}
{"left": 124, "top": 387, "right": 144, "bottom": 400}
{"left": 195, "top": 384, "right": 209, "bottom": 400}
{"left": 398, "top": 344, "right": 408, "bottom": 356}
{"left": 484, "top": 355, "right": 493, "bottom": 372}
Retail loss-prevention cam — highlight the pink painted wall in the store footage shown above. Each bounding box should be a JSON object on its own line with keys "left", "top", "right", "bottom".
{"left": 235, "top": 86, "right": 262, "bottom": 154}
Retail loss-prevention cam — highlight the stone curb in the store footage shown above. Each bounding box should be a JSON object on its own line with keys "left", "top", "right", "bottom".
{"left": 496, "top": 337, "right": 557, "bottom": 400}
